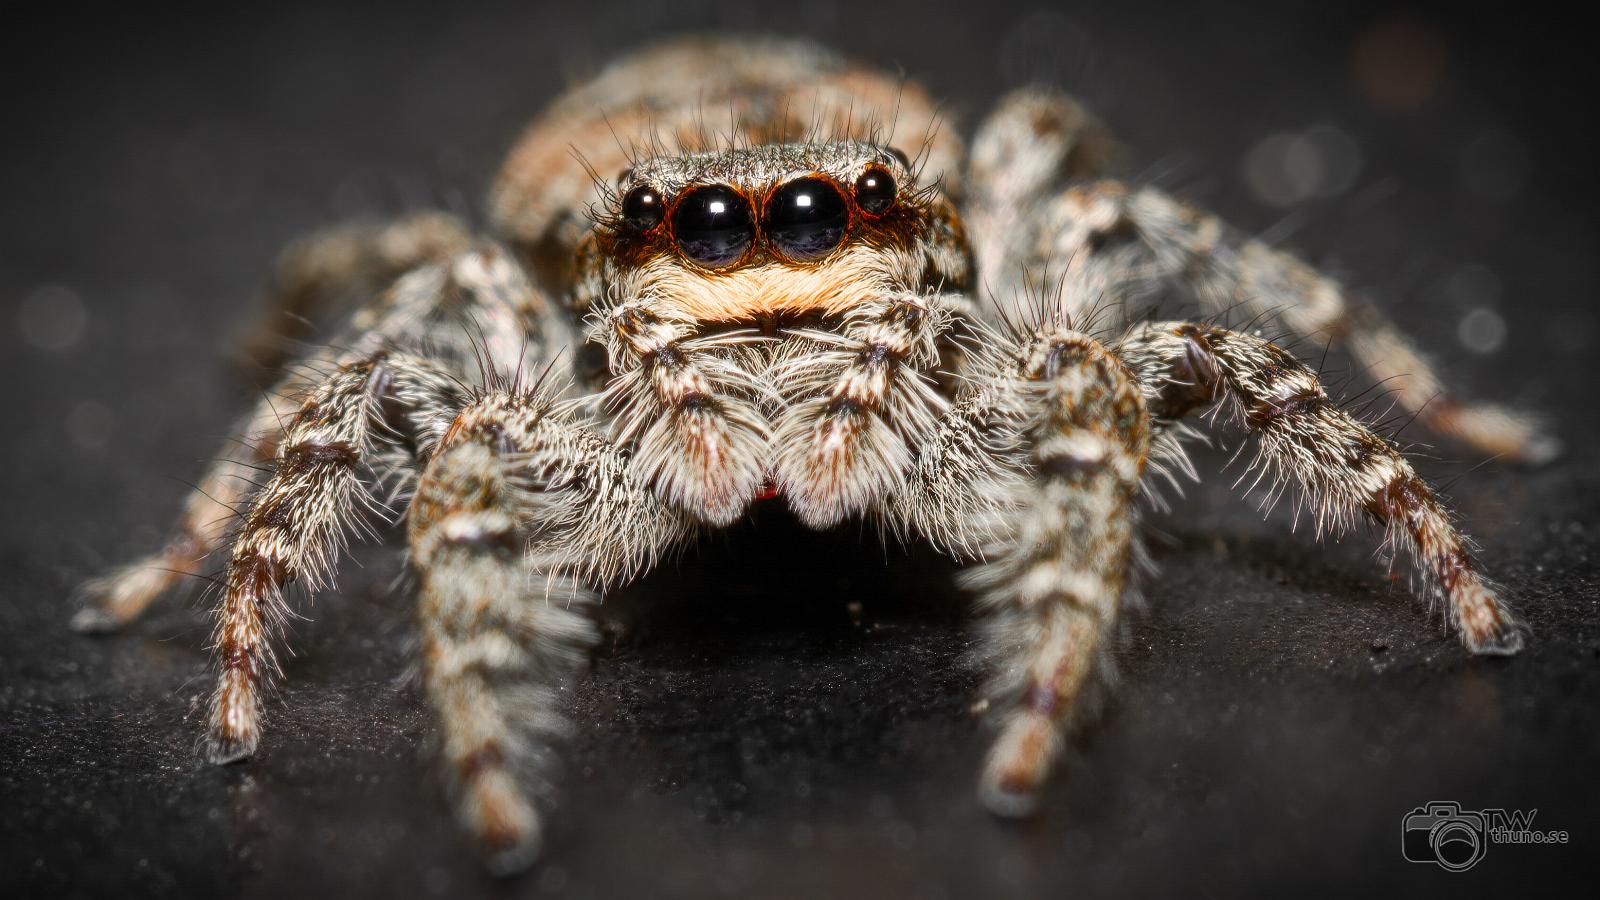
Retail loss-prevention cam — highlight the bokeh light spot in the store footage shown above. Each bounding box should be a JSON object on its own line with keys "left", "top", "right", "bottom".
{"left": 17, "top": 284, "right": 88, "bottom": 351}
{"left": 1458, "top": 307, "right": 1507, "bottom": 355}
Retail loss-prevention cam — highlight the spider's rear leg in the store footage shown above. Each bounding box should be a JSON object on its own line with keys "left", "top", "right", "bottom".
{"left": 71, "top": 392, "right": 290, "bottom": 633}
{"left": 409, "top": 392, "right": 683, "bottom": 872}
{"left": 237, "top": 211, "right": 473, "bottom": 380}
{"left": 1116, "top": 321, "right": 1524, "bottom": 654}
{"left": 75, "top": 244, "right": 568, "bottom": 632}
{"left": 965, "top": 87, "right": 1119, "bottom": 294}
{"left": 1020, "top": 180, "right": 1558, "bottom": 463}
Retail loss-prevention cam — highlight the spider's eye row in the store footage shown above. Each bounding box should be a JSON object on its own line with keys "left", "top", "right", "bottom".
{"left": 620, "top": 184, "right": 665, "bottom": 232}
{"left": 764, "top": 176, "right": 848, "bottom": 262}
{"left": 853, "top": 166, "right": 897, "bottom": 216}
{"left": 637, "top": 172, "right": 891, "bottom": 266}
{"left": 672, "top": 184, "right": 754, "bottom": 267}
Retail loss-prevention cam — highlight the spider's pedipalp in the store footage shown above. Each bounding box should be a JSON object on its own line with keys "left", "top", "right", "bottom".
{"left": 773, "top": 289, "right": 963, "bottom": 526}
{"left": 1116, "top": 320, "right": 1525, "bottom": 653}
{"left": 594, "top": 297, "right": 770, "bottom": 524}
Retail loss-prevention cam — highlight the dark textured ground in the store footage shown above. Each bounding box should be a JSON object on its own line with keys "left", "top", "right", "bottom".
{"left": 2, "top": 2, "right": 1597, "bottom": 897}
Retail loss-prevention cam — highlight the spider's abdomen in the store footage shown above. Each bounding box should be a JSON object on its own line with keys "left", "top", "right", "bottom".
{"left": 488, "top": 36, "right": 960, "bottom": 293}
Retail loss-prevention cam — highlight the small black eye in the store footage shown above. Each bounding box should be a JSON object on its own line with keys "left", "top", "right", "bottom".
{"left": 620, "top": 184, "right": 665, "bottom": 232}
{"left": 765, "top": 176, "right": 849, "bottom": 261}
{"left": 671, "top": 185, "right": 754, "bottom": 267}
{"left": 854, "top": 167, "right": 897, "bottom": 216}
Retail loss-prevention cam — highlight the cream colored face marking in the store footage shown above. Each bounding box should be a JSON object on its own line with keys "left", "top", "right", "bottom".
{"left": 635, "top": 244, "right": 900, "bottom": 323}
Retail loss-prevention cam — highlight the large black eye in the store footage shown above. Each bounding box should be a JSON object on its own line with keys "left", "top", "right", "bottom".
{"left": 765, "top": 176, "right": 849, "bottom": 261}
{"left": 854, "top": 166, "right": 897, "bottom": 216}
{"left": 620, "top": 184, "right": 665, "bottom": 232}
{"left": 671, "top": 185, "right": 754, "bottom": 267}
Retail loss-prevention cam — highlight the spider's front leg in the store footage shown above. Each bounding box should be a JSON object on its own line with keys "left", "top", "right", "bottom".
{"left": 200, "top": 244, "right": 563, "bottom": 759}
{"left": 1115, "top": 321, "right": 1524, "bottom": 653}
{"left": 206, "top": 351, "right": 465, "bottom": 761}
{"left": 888, "top": 323, "right": 1151, "bottom": 816}
{"left": 408, "top": 391, "right": 685, "bottom": 873}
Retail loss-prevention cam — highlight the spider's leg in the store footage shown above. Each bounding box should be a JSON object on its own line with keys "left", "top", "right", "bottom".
{"left": 1115, "top": 320, "right": 1524, "bottom": 654}
{"left": 965, "top": 87, "right": 1118, "bottom": 295}
{"left": 205, "top": 351, "right": 465, "bottom": 762}
{"left": 75, "top": 245, "right": 573, "bottom": 631}
{"left": 237, "top": 211, "right": 473, "bottom": 379}
{"left": 883, "top": 321, "right": 1149, "bottom": 817}
{"left": 1012, "top": 179, "right": 1557, "bottom": 463}
{"left": 409, "top": 391, "right": 684, "bottom": 873}
{"left": 71, "top": 393, "right": 291, "bottom": 633}
{"left": 200, "top": 242, "right": 606, "bottom": 762}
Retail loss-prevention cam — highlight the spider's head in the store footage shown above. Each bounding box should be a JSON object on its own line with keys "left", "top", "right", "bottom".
{"left": 577, "top": 141, "right": 964, "bottom": 326}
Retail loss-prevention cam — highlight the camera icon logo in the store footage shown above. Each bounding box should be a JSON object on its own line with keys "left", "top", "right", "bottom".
{"left": 1402, "top": 801, "right": 1488, "bottom": 872}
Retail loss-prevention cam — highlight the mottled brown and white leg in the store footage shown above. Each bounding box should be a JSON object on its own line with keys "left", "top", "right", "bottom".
{"left": 885, "top": 322, "right": 1150, "bottom": 816}
{"left": 75, "top": 243, "right": 570, "bottom": 632}
{"left": 208, "top": 242, "right": 574, "bottom": 756}
{"left": 237, "top": 211, "right": 474, "bottom": 377}
{"left": 965, "top": 87, "right": 1118, "bottom": 293}
{"left": 1008, "top": 179, "right": 1556, "bottom": 463}
{"left": 409, "top": 392, "right": 684, "bottom": 872}
{"left": 1116, "top": 321, "right": 1524, "bottom": 654}
{"left": 972, "top": 329, "right": 1149, "bottom": 815}
{"left": 206, "top": 351, "right": 466, "bottom": 762}
{"left": 71, "top": 392, "right": 290, "bottom": 633}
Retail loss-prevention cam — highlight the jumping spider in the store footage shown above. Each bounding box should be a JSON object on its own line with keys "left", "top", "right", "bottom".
{"left": 78, "top": 37, "right": 1554, "bottom": 872}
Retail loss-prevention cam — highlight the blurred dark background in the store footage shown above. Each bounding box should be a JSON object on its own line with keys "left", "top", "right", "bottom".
{"left": 2, "top": 1, "right": 1596, "bottom": 897}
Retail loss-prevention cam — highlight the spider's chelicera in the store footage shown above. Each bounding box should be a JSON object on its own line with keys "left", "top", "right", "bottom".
{"left": 78, "top": 37, "right": 1555, "bottom": 874}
